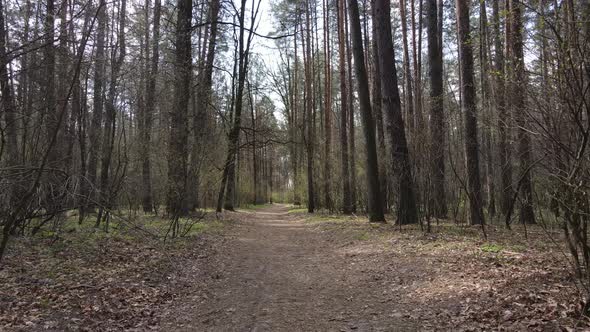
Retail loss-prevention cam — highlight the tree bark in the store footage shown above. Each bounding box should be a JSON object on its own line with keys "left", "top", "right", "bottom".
{"left": 374, "top": 0, "right": 418, "bottom": 224}
{"left": 96, "top": 0, "right": 127, "bottom": 227}
{"left": 345, "top": 2, "right": 358, "bottom": 213}
{"left": 338, "top": 0, "right": 353, "bottom": 214}
{"left": 304, "top": 0, "right": 315, "bottom": 213}
{"left": 507, "top": 0, "right": 536, "bottom": 224}
{"left": 84, "top": 0, "right": 107, "bottom": 215}
{"left": 0, "top": 0, "right": 19, "bottom": 210}
{"left": 480, "top": 0, "right": 496, "bottom": 218}
{"left": 217, "top": 0, "right": 257, "bottom": 212}
{"left": 426, "top": 0, "right": 447, "bottom": 218}
{"left": 188, "top": 0, "right": 220, "bottom": 210}
{"left": 323, "top": 0, "right": 333, "bottom": 211}
{"left": 400, "top": 0, "right": 414, "bottom": 131}
{"left": 492, "top": 0, "right": 513, "bottom": 218}
{"left": 141, "top": 0, "right": 161, "bottom": 213}
{"left": 371, "top": 0, "right": 388, "bottom": 211}
{"left": 167, "top": 0, "right": 192, "bottom": 219}
{"left": 456, "top": 0, "right": 485, "bottom": 225}
{"left": 346, "top": 0, "right": 385, "bottom": 222}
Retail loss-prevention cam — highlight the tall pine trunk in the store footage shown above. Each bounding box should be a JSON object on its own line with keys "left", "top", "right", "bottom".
{"left": 338, "top": 0, "right": 353, "bottom": 214}
{"left": 492, "top": 0, "right": 513, "bottom": 218}
{"left": 84, "top": 0, "right": 107, "bottom": 216}
{"left": 374, "top": 0, "right": 418, "bottom": 224}
{"left": 456, "top": 0, "right": 484, "bottom": 225}
{"left": 508, "top": 0, "right": 536, "bottom": 224}
{"left": 141, "top": 0, "right": 161, "bottom": 213}
{"left": 346, "top": 0, "right": 385, "bottom": 222}
{"left": 167, "top": 0, "right": 192, "bottom": 219}
{"left": 426, "top": 0, "right": 447, "bottom": 218}
{"left": 323, "top": 0, "right": 333, "bottom": 211}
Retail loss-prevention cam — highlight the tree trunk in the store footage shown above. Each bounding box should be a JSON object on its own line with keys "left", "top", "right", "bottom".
{"left": 0, "top": 0, "right": 19, "bottom": 211}
{"left": 217, "top": 0, "right": 256, "bottom": 213}
{"left": 323, "top": 0, "right": 333, "bottom": 211}
{"left": 508, "top": 0, "right": 536, "bottom": 224}
{"left": 411, "top": 0, "right": 424, "bottom": 129}
{"left": 456, "top": 0, "right": 485, "bottom": 225}
{"left": 167, "top": 0, "right": 192, "bottom": 219}
{"left": 84, "top": 0, "right": 107, "bottom": 215}
{"left": 492, "top": 0, "right": 513, "bottom": 218}
{"left": 304, "top": 0, "right": 316, "bottom": 213}
{"left": 43, "top": 0, "right": 57, "bottom": 167}
{"left": 374, "top": 0, "right": 418, "bottom": 225}
{"left": 426, "top": 0, "right": 447, "bottom": 218}
{"left": 96, "top": 0, "right": 127, "bottom": 227}
{"left": 346, "top": 0, "right": 385, "bottom": 222}
{"left": 141, "top": 0, "right": 161, "bottom": 213}
{"left": 338, "top": 0, "right": 353, "bottom": 214}
{"left": 345, "top": 2, "right": 358, "bottom": 213}
{"left": 400, "top": 0, "right": 414, "bottom": 131}
{"left": 480, "top": 0, "right": 496, "bottom": 218}
{"left": 188, "top": 0, "right": 220, "bottom": 210}
{"left": 371, "top": 0, "right": 388, "bottom": 211}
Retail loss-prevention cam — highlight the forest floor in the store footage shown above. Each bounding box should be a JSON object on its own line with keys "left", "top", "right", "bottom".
{"left": 1, "top": 204, "right": 588, "bottom": 331}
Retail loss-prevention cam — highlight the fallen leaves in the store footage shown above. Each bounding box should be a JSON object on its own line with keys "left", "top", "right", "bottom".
{"left": 0, "top": 224, "right": 221, "bottom": 331}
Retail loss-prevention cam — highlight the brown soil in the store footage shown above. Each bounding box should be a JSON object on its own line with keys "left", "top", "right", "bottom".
{"left": 159, "top": 204, "right": 584, "bottom": 331}
{"left": 2, "top": 204, "right": 585, "bottom": 331}
{"left": 161, "top": 204, "right": 419, "bottom": 331}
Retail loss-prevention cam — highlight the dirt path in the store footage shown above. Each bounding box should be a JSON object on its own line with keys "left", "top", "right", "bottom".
{"left": 162, "top": 204, "right": 417, "bottom": 331}
{"left": 0, "top": 204, "right": 580, "bottom": 330}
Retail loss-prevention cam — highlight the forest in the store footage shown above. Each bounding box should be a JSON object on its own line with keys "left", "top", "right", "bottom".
{"left": 1, "top": 0, "right": 590, "bottom": 330}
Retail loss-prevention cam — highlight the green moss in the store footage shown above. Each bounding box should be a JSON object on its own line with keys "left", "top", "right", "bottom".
{"left": 480, "top": 243, "right": 504, "bottom": 253}
{"left": 354, "top": 231, "right": 370, "bottom": 241}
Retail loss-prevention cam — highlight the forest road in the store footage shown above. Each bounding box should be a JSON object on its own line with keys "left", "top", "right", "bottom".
{"left": 161, "top": 204, "right": 418, "bottom": 332}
